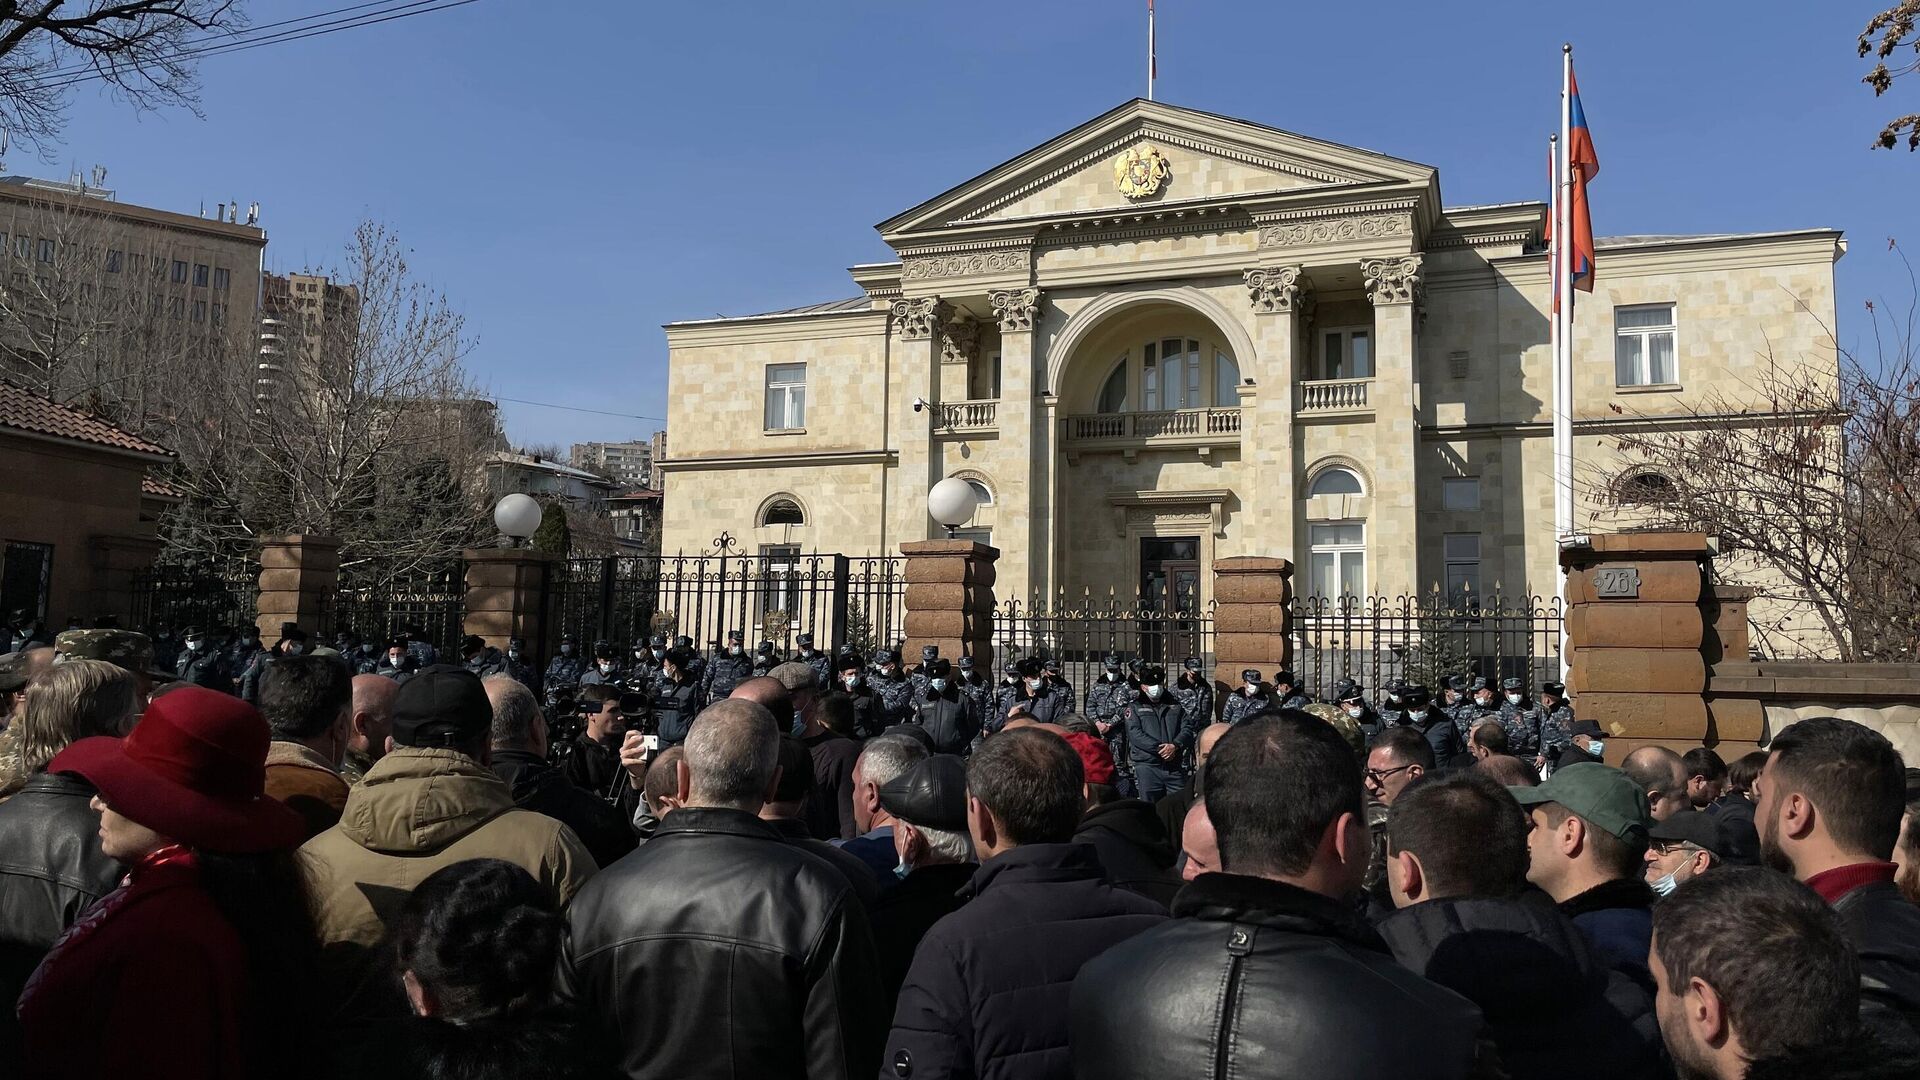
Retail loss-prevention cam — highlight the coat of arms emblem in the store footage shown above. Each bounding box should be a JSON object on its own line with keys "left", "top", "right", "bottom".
{"left": 1114, "top": 144, "right": 1171, "bottom": 199}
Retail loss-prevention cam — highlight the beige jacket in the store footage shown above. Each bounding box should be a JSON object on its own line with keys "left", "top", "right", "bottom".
{"left": 300, "top": 747, "right": 596, "bottom": 1017}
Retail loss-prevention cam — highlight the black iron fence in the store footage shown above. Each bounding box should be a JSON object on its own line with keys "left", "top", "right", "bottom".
{"left": 1288, "top": 593, "right": 1563, "bottom": 702}
{"left": 128, "top": 559, "right": 259, "bottom": 635}
{"left": 550, "top": 554, "right": 907, "bottom": 657}
{"left": 995, "top": 592, "right": 1216, "bottom": 708}
{"left": 328, "top": 558, "right": 467, "bottom": 658}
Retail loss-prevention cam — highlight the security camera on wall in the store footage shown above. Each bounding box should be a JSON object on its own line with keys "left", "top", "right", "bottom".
{"left": 912, "top": 397, "right": 929, "bottom": 413}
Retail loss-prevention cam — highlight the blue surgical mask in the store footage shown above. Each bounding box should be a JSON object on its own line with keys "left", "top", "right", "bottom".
{"left": 930, "top": 678, "right": 948, "bottom": 692}
{"left": 893, "top": 859, "right": 912, "bottom": 881}
{"left": 1588, "top": 738, "right": 1606, "bottom": 757}
{"left": 1145, "top": 685, "right": 1164, "bottom": 701}
{"left": 1650, "top": 868, "right": 1682, "bottom": 897}
{"left": 561, "top": 645, "right": 575, "bottom": 657}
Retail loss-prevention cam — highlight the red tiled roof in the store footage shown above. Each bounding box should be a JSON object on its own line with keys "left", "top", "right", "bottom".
{"left": 141, "top": 475, "right": 181, "bottom": 499}
{"left": 0, "top": 381, "right": 173, "bottom": 458}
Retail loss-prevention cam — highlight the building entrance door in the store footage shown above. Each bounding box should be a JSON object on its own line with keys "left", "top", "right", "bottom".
{"left": 1139, "top": 536, "right": 1201, "bottom": 666}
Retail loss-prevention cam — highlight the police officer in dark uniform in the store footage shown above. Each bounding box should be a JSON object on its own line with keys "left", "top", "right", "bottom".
{"left": 987, "top": 659, "right": 1021, "bottom": 734}
{"left": 148, "top": 625, "right": 181, "bottom": 675}
{"left": 1399, "top": 684, "right": 1466, "bottom": 765}
{"left": 174, "top": 625, "right": 232, "bottom": 693}
{"left": 955, "top": 655, "right": 994, "bottom": 725}
{"left": 1173, "top": 656, "right": 1213, "bottom": 725}
{"left": 580, "top": 640, "right": 622, "bottom": 688}
{"left": 793, "top": 633, "right": 832, "bottom": 688}
{"left": 1041, "top": 658, "right": 1076, "bottom": 715}
{"left": 502, "top": 637, "right": 536, "bottom": 690}
{"left": 1085, "top": 654, "right": 1136, "bottom": 797}
{"left": 652, "top": 645, "right": 706, "bottom": 749}
{"left": 1000, "top": 656, "right": 1068, "bottom": 726}
{"left": 1124, "top": 665, "right": 1193, "bottom": 802}
{"left": 461, "top": 634, "right": 508, "bottom": 677}
{"left": 1496, "top": 675, "right": 1549, "bottom": 759}
{"left": 376, "top": 637, "right": 418, "bottom": 684}
{"left": 1441, "top": 674, "right": 1477, "bottom": 740}
{"left": 1537, "top": 679, "right": 1576, "bottom": 768}
{"left": 702, "top": 630, "right": 753, "bottom": 701}
{"left": 909, "top": 658, "right": 978, "bottom": 755}
{"left": 1377, "top": 678, "right": 1409, "bottom": 727}
{"left": 869, "top": 648, "right": 917, "bottom": 727}
{"left": 545, "top": 635, "right": 584, "bottom": 704}
{"left": 672, "top": 635, "right": 706, "bottom": 687}
{"left": 1272, "top": 669, "right": 1311, "bottom": 712}
{"left": 1220, "top": 668, "right": 1272, "bottom": 725}
{"left": 1335, "top": 679, "right": 1386, "bottom": 746}
{"left": 908, "top": 644, "right": 940, "bottom": 705}
{"left": 226, "top": 626, "right": 263, "bottom": 690}
{"left": 833, "top": 651, "right": 882, "bottom": 739}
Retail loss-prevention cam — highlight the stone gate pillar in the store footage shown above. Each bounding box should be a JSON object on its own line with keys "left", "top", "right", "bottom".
{"left": 256, "top": 534, "right": 339, "bottom": 640}
{"left": 1212, "top": 556, "right": 1294, "bottom": 718}
{"left": 1561, "top": 532, "right": 1713, "bottom": 753}
{"left": 463, "top": 548, "right": 558, "bottom": 659}
{"left": 901, "top": 540, "right": 997, "bottom": 667}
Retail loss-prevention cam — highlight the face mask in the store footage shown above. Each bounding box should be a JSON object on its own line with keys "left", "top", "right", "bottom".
{"left": 800, "top": 648, "right": 815, "bottom": 657}
{"left": 1025, "top": 678, "right": 1043, "bottom": 692}
{"left": 930, "top": 678, "right": 948, "bottom": 692}
{"left": 1104, "top": 670, "right": 1120, "bottom": 681}
{"left": 1587, "top": 738, "right": 1606, "bottom": 757}
{"left": 1345, "top": 705, "right": 1365, "bottom": 719}
{"left": 1650, "top": 867, "right": 1682, "bottom": 897}
{"left": 598, "top": 663, "right": 613, "bottom": 674}
{"left": 729, "top": 646, "right": 743, "bottom": 657}
{"left": 1003, "top": 674, "right": 1016, "bottom": 685}
{"left": 652, "top": 648, "right": 665, "bottom": 660}
{"left": 1409, "top": 709, "right": 1429, "bottom": 721}
{"left": 186, "top": 639, "right": 203, "bottom": 652}
{"left": 285, "top": 643, "right": 304, "bottom": 656}
{"left": 507, "top": 649, "right": 520, "bottom": 660}
{"left": 1387, "top": 693, "right": 1402, "bottom": 704}
{"left": 1476, "top": 696, "right": 1493, "bottom": 708}
{"left": 1244, "top": 683, "right": 1258, "bottom": 695}
{"left": 634, "top": 650, "right": 647, "bottom": 661}
{"left": 882, "top": 666, "right": 897, "bottom": 677}
{"left": 843, "top": 673, "right": 861, "bottom": 688}
{"left": 561, "top": 645, "right": 575, "bottom": 657}
{"left": 389, "top": 655, "right": 405, "bottom": 667}
{"left": 1506, "top": 693, "right": 1523, "bottom": 705}
{"left": 893, "top": 858, "right": 912, "bottom": 882}
{"left": 1145, "top": 685, "right": 1164, "bottom": 701}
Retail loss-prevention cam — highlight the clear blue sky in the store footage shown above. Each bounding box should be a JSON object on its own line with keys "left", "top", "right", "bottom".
{"left": 45, "top": 0, "right": 1920, "bottom": 448}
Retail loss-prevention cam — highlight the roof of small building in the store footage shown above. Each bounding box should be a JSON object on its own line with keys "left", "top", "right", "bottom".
{"left": 141, "top": 475, "right": 181, "bottom": 498}
{"left": 667, "top": 296, "right": 873, "bottom": 328}
{"left": 0, "top": 381, "right": 173, "bottom": 459}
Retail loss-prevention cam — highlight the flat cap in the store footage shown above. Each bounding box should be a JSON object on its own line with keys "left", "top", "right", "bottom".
{"left": 878, "top": 754, "right": 969, "bottom": 832}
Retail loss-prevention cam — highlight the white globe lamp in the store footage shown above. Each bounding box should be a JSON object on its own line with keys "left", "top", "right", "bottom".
{"left": 927, "top": 477, "right": 980, "bottom": 540}
{"left": 494, "top": 493, "right": 544, "bottom": 547}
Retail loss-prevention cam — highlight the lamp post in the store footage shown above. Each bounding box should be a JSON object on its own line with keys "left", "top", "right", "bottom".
{"left": 493, "top": 493, "right": 543, "bottom": 548}
{"left": 927, "top": 477, "right": 980, "bottom": 540}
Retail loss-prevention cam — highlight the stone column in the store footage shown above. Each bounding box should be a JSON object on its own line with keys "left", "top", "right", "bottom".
{"left": 86, "top": 533, "right": 161, "bottom": 626}
{"left": 1212, "top": 556, "right": 1294, "bottom": 710}
{"left": 890, "top": 296, "right": 949, "bottom": 544}
{"left": 1363, "top": 254, "right": 1423, "bottom": 599}
{"left": 901, "top": 539, "right": 998, "bottom": 666}
{"left": 990, "top": 287, "right": 1042, "bottom": 605}
{"left": 256, "top": 534, "right": 340, "bottom": 639}
{"left": 463, "top": 547, "right": 559, "bottom": 657}
{"left": 1561, "top": 532, "right": 1712, "bottom": 753}
{"left": 1243, "top": 266, "right": 1308, "bottom": 560}
{"left": 938, "top": 314, "right": 978, "bottom": 404}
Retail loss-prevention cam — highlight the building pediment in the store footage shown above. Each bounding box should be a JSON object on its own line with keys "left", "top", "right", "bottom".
{"left": 878, "top": 99, "right": 1436, "bottom": 247}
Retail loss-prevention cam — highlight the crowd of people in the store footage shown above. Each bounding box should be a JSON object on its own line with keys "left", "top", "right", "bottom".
{"left": 0, "top": 618, "right": 1917, "bottom": 1079}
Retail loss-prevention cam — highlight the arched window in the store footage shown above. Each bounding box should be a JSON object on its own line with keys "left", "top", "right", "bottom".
{"left": 1309, "top": 466, "right": 1365, "bottom": 497}
{"left": 1214, "top": 349, "right": 1241, "bottom": 405}
{"left": 761, "top": 498, "right": 805, "bottom": 526}
{"left": 1618, "top": 472, "right": 1675, "bottom": 505}
{"left": 1097, "top": 359, "right": 1128, "bottom": 414}
{"left": 964, "top": 479, "right": 993, "bottom": 507}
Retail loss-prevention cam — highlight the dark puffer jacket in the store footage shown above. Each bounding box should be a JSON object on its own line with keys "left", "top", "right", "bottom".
{"left": 1073, "top": 798, "right": 1182, "bottom": 908}
{"left": 883, "top": 843, "right": 1165, "bottom": 1080}
{"left": 1833, "top": 879, "right": 1920, "bottom": 1052}
{"left": 1378, "top": 896, "right": 1667, "bottom": 1080}
{"left": 1070, "top": 873, "right": 1490, "bottom": 1080}
{"left": 1559, "top": 877, "right": 1658, "bottom": 996}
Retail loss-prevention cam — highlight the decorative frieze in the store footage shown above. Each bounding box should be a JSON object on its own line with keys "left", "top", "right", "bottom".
{"left": 902, "top": 249, "right": 1030, "bottom": 281}
{"left": 1243, "top": 265, "right": 1309, "bottom": 315}
{"left": 989, "top": 287, "right": 1042, "bottom": 334}
{"left": 890, "top": 297, "right": 951, "bottom": 341}
{"left": 1259, "top": 213, "right": 1411, "bottom": 249}
{"left": 1362, "top": 254, "right": 1425, "bottom": 306}
{"left": 941, "top": 317, "right": 980, "bottom": 365}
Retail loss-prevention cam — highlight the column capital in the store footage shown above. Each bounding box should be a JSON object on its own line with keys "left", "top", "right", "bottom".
{"left": 890, "top": 296, "right": 951, "bottom": 340}
{"left": 1243, "top": 265, "right": 1312, "bottom": 316}
{"left": 989, "top": 287, "right": 1042, "bottom": 334}
{"left": 1361, "top": 254, "right": 1425, "bottom": 307}
{"left": 940, "top": 315, "right": 980, "bottom": 365}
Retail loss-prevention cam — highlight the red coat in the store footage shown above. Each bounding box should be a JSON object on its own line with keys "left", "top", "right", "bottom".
{"left": 17, "top": 849, "right": 255, "bottom": 1080}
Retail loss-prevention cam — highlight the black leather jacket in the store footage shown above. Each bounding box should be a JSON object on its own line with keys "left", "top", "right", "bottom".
{"left": 1834, "top": 879, "right": 1920, "bottom": 1052}
{"left": 912, "top": 691, "right": 979, "bottom": 755}
{"left": 557, "top": 806, "right": 885, "bottom": 1079}
{"left": 0, "top": 773, "right": 124, "bottom": 1060}
{"left": 1070, "top": 873, "right": 1490, "bottom": 1080}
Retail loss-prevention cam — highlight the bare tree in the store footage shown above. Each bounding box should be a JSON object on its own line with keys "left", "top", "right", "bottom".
{"left": 1588, "top": 247, "right": 1920, "bottom": 661}
{"left": 1863, "top": 1, "right": 1920, "bottom": 150}
{"left": 0, "top": 1, "right": 245, "bottom": 157}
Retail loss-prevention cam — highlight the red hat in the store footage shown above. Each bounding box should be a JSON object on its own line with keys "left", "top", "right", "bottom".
{"left": 1062, "top": 731, "right": 1116, "bottom": 786}
{"left": 49, "top": 685, "right": 306, "bottom": 854}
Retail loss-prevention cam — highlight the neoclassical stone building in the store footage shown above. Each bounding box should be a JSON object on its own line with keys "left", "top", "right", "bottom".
{"left": 658, "top": 99, "right": 1841, "bottom": 618}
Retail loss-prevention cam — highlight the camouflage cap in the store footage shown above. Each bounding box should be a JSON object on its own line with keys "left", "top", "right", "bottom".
{"left": 0, "top": 652, "right": 28, "bottom": 693}
{"left": 1305, "top": 702, "right": 1368, "bottom": 758}
{"left": 53, "top": 628, "right": 163, "bottom": 680}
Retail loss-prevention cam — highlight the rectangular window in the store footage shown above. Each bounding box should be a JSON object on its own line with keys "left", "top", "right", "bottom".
{"left": 759, "top": 544, "right": 801, "bottom": 618}
{"left": 210, "top": 302, "right": 224, "bottom": 325}
{"left": 36, "top": 239, "right": 54, "bottom": 263}
{"left": 106, "top": 249, "right": 122, "bottom": 273}
{"left": 1322, "top": 327, "right": 1373, "bottom": 380}
{"left": 1444, "top": 533, "right": 1482, "bottom": 602}
{"left": 764, "top": 362, "right": 806, "bottom": 430}
{"left": 0, "top": 540, "right": 55, "bottom": 622}
{"left": 168, "top": 296, "right": 184, "bottom": 319}
{"left": 191, "top": 300, "right": 207, "bottom": 322}
{"left": 0, "top": 233, "right": 8, "bottom": 255}
{"left": 192, "top": 263, "right": 209, "bottom": 287}
{"left": 212, "top": 267, "right": 230, "bottom": 290}
{"left": 1308, "top": 522, "right": 1367, "bottom": 600}
{"left": 171, "top": 260, "right": 187, "bottom": 284}
{"left": 1442, "top": 477, "right": 1481, "bottom": 511}
{"left": 1615, "top": 304, "right": 1677, "bottom": 387}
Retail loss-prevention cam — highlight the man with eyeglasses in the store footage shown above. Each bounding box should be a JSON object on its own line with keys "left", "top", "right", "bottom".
{"left": 1642, "top": 809, "right": 1725, "bottom": 897}
{"left": 1363, "top": 727, "right": 1435, "bottom": 916}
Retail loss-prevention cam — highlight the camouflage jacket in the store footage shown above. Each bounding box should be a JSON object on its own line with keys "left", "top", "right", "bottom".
{"left": 1220, "top": 687, "right": 1272, "bottom": 725}
{"left": 796, "top": 651, "right": 833, "bottom": 690}
{"left": 958, "top": 675, "right": 995, "bottom": 724}
{"left": 464, "top": 647, "right": 508, "bottom": 678}
{"left": 1174, "top": 675, "right": 1214, "bottom": 726}
{"left": 702, "top": 652, "right": 754, "bottom": 701}
{"left": 1450, "top": 700, "right": 1499, "bottom": 741}
{"left": 1541, "top": 703, "right": 1576, "bottom": 758}
{"left": 1085, "top": 677, "right": 1131, "bottom": 725}
{"left": 1045, "top": 676, "right": 1077, "bottom": 716}
{"left": 1498, "top": 698, "right": 1550, "bottom": 758}
{"left": 176, "top": 648, "right": 232, "bottom": 693}
{"left": 873, "top": 672, "right": 918, "bottom": 727}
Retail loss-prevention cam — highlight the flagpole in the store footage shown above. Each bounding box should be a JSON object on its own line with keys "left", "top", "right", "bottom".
{"left": 1147, "top": 0, "right": 1156, "bottom": 101}
{"left": 1555, "top": 43, "right": 1575, "bottom": 680}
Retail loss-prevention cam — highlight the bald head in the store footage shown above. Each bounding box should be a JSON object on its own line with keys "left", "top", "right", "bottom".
{"left": 682, "top": 699, "right": 781, "bottom": 811}
{"left": 1197, "top": 723, "right": 1231, "bottom": 767}
{"left": 1622, "top": 745, "right": 1690, "bottom": 820}
{"left": 729, "top": 676, "right": 793, "bottom": 732}
{"left": 349, "top": 673, "right": 399, "bottom": 763}
{"left": 1181, "top": 798, "right": 1219, "bottom": 881}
